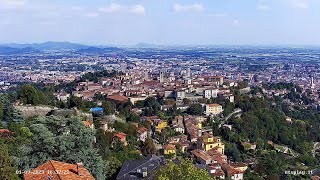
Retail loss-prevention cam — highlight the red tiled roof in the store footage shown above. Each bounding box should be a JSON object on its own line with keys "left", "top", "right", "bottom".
{"left": 311, "top": 176, "right": 320, "bottom": 180}
{"left": 207, "top": 103, "right": 222, "bottom": 107}
{"left": 0, "top": 129, "right": 14, "bottom": 138}
{"left": 0, "top": 129, "right": 12, "bottom": 133}
{"left": 113, "top": 132, "right": 127, "bottom": 140}
{"left": 24, "top": 160, "right": 94, "bottom": 180}
{"left": 191, "top": 149, "right": 212, "bottom": 161}
{"left": 210, "top": 168, "right": 225, "bottom": 177}
{"left": 222, "top": 164, "right": 243, "bottom": 176}
{"left": 107, "top": 94, "right": 128, "bottom": 102}
{"left": 82, "top": 121, "right": 94, "bottom": 127}
{"left": 137, "top": 127, "right": 148, "bottom": 134}
{"left": 163, "top": 144, "right": 176, "bottom": 151}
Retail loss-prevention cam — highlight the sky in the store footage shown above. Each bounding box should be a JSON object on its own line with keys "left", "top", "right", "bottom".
{"left": 0, "top": 0, "right": 320, "bottom": 45}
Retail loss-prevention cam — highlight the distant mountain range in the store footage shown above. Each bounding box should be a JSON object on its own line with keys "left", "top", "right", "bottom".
{"left": 0, "top": 42, "right": 126, "bottom": 55}
{"left": 2, "top": 41, "right": 89, "bottom": 51}
{"left": 0, "top": 46, "right": 41, "bottom": 55}
{"left": 76, "top": 46, "right": 123, "bottom": 54}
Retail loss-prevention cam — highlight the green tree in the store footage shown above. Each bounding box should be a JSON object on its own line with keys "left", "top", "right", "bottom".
{"left": 187, "top": 104, "right": 203, "bottom": 115}
{"left": 156, "top": 159, "right": 211, "bottom": 180}
{"left": 225, "top": 143, "right": 242, "bottom": 162}
{"left": 101, "top": 101, "right": 115, "bottom": 115}
{"left": 143, "top": 136, "right": 156, "bottom": 155}
{"left": 17, "top": 116, "right": 106, "bottom": 180}
{"left": 105, "top": 156, "right": 122, "bottom": 180}
{"left": 0, "top": 143, "right": 19, "bottom": 180}
{"left": 126, "top": 113, "right": 140, "bottom": 123}
{"left": 20, "top": 127, "right": 33, "bottom": 138}
{"left": 0, "top": 102, "right": 3, "bottom": 121}
{"left": 67, "top": 95, "right": 84, "bottom": 109}
{"left": 183, "top": 98, "right": 191, "bottom": 105}
{"left": 112, "top": 121, "right": 129, "bottom": 133}
{"left": 17, "top": 84, "right": 40, "bottom": 105}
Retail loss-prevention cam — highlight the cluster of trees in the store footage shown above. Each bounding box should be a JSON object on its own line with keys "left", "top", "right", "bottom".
{"left": 215, "top": 92, "right": 320, "bottom": 178}
{"left": 16, "top": 116, "right": 106, "bottom": 179}
{"left": 156, "top": 159, "right": 212, "bottom": 180}
{"left": 16, "top": 84, "right": 55, "bottom": 106}
{"left": 186, "top": 103, "right": 203, "bottom": 115}
{"left": 0, "top": 143, "right": 19, "bottom": 180}
{"left": 137, "top": 97, "right": 162, "bottom": 116}
{"left": 0, "top": 94, "right": 26, "bottom": 127}
{"left": 1, "top": 113, "right": 111, "bottom": 180}
{"left": 80, "top": 70, "right": 119, "bottom": 83}
{"left": 94, "top": 123, "right": 154, "bottom": 179}
{"left": 262, "top": 82, "right": 301, "bottom": 91}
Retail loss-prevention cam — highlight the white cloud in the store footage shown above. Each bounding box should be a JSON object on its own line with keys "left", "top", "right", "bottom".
{"left": 173, "top": 3, "right": 204, "bottom": 13}
{"left": 232, "top": 19, "right": 240, "bottom": 27}
{"left": 70, "top": 6, "right": 85, "bottom": 11}
{"left": 130, "top": 5, "right": 145, "bottom": 14}
{"left": 288, "top": 0, "right": 309, "bottom": 9}
{"left": 257, "top": 4, "right": 270, "bottom": 11}
{"left": 98, "top": 3, "right": 145, "bottom": 14}
{"left": 98, "top": 3, "right": 123, "bottom": 13}
{"left": 207, "top": 13, "right": 227, "bottom": 17}
{"left": 0, "top": 0, "right": 26, "bottom": 8}
{"left": 85, "top": 12, "right": 99, "bottom": 18}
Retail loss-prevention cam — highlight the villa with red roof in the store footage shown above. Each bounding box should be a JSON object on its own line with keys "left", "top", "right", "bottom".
{"left": 107, "top": 94, "right": 128, "bottom": 103}
{"left": 0, "top": 129, "right": 14, "bottom": 138}
{"left": 113, "top": 132, "right": 128, "bottom": 146}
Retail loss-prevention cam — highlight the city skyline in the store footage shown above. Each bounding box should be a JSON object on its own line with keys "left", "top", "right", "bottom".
{"left": 1, "top": 0, "right": 320, "bottom": 45}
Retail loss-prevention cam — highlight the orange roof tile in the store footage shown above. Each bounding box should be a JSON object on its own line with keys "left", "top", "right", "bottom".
{"left": 163, "top": 144, "right": 176, "bottom": 151}
{"left": 0, "top": 129, "right": 12, "bottom": 133}
{"left": 191, "top": 149, "right": 212, "bottom": 161}
{"left": 207, "top": 103, "right": 222, "bottom": 107}
{"left": 113, "top": 132, "right": 127, "bottom": 140}
{"left": 137, "top": 127, "right": 148, "bottom": 134}
{"left": 82, "top": 121, "right": 93, "bottom": 127}
{"left": 24, "top": 160, "right": 94, "bottom": 180}
{"left": 107, "top": 94, "right": 128, "bottom": 102}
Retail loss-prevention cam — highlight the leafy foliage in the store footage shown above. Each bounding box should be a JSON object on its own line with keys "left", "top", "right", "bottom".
{"left": 156, "top": 159, "right": 212, "bottom": 180}
{"left": 16, "top": 116, "right": 106, "bottom": 180}
{"left": 186, "top": 103, "right": 203, "bottom": 115}
{"left": 16, "top": 84, "right": 55, "bottom": 106}
{"left": 0, "top": 143, "right": 19, "bottom": 180}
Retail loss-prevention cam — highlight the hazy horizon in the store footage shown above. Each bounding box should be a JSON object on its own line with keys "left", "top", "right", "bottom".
{"left": 2, "top": 41, "right": 320, "bottom": 48}
{"left": 1, "top": 0, "right": 320, "bottom": 45}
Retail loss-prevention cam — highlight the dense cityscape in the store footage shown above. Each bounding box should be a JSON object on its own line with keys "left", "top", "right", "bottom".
{"left": 1, "top": 0, "right": 320, "bottom": 179}
{"left": 0, "top": 42, "right": 319, "bottom": 180}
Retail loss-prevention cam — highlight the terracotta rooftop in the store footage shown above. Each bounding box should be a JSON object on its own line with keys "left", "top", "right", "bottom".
{"left": 222, "top": 164, "right": 244, "bottom": 176}
{"left": 107, "top": 94, "right": 128, "bottom": 102}
{"left": 191, "top": 149, "right": 212, "bottom": 161}
{"left": 163, "top": 144, "right": 176, "bottom": 151}
{"left": 0, "top": 129, "right": 12, "bottom": 133}
{"left": 24, "top": 160, "right": 94, "bottom": 180}
{"left": 229, "top": 162, "right": 247, "bottom": 168}
{"left": 82, "top": 121, "right": 93, "bottom": 127}
{"left": 311, "top": 176, "right": 320, "bottom": 180}
{"left": 0, "top": 129, "right": 14, "bottom": 138}
{"left": 114, "top": 132, "right": 127, "bottom": 140}
{"left": 137, "top": 127, "right": 148, "bottom": 134}
{"left": 210, "top": 168, "right": 225, "bottom": 177}
{"left": 207, "top": 103, "right": 222, "bottom": 107}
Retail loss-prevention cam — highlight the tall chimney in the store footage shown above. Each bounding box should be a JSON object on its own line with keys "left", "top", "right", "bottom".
{"left": 77, "top": 162, "right": 85, "bottom": 176}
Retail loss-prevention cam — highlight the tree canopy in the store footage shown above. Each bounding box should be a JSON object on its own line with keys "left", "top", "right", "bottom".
{"left": 156, "top": 159, "right": 212, "bottom": 180}
{"left": 16, "top": 116, "right": 106, "bottom": 180}
{"left": 0, "top": 143, "right": 19, "bottom": 180}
